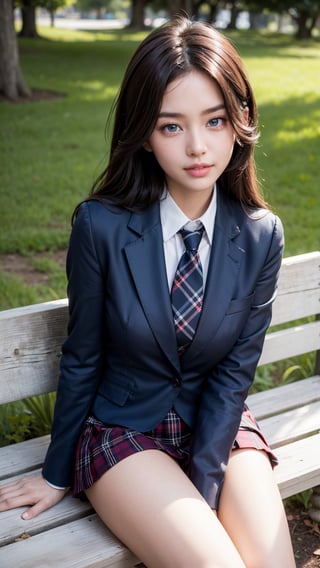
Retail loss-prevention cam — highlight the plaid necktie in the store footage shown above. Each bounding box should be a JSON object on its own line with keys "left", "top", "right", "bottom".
{"left": 171, "top": 224, "right": 204, "bottom": 353}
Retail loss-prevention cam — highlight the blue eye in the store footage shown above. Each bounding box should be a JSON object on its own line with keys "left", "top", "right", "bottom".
{"left": 162, "top": 124, "right": 180, "bottom": 133}
{"left": 208, "top": 117, "right": 224, "bottom": 128}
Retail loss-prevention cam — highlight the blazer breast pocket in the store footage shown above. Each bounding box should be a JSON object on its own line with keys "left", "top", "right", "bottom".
{"left": 225, "top": 293, "right": 254, "bottom": 316}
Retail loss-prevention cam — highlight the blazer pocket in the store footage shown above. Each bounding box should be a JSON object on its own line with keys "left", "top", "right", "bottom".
{"left": 98, "top": 376, "right": 135, "bottom": 407}
{"left": 225, "top": 293, "right": 254, "bottom": 315}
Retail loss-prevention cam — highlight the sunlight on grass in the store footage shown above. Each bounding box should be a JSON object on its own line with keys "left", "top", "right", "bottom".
{"left": 277, "top": 125, "right": 319, "bottom": 143}
{"left": 36, "top": 25, "right": 147, "bottom": 44}
{"left": 1, "top": 26, "right": 319, "bottom": 308}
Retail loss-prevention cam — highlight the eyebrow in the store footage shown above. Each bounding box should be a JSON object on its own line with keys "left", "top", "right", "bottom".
{"left": 158, "top": 104, "right": 226, "bottom": 119}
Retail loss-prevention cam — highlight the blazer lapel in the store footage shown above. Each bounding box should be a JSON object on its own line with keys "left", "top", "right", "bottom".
{"left": 124, "top": 204, "right": 181, "bottom": 373}
{"left": 123, "top": 192, "right": 245, "bottom": 370}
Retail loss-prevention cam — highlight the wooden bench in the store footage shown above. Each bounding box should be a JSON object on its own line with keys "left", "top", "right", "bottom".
{"left": 0, "top": 251, "right": 319, "bottom": 567}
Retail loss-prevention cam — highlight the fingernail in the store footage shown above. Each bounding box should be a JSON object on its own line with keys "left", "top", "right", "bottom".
{"left": 22, "top": 512, "right": 28, "bottom": 520}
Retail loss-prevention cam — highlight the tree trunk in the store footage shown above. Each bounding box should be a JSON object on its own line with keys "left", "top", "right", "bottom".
{"left": 128, "top": 0, "right": 146, "bottom": 29}
{"left": 208, "top": 1, "right": 219, "bottom": 25}
{"left": 167, "top": 0, "right": 192, "bottom": 18}
{"left": 18, "top": 2, "right": 39, "bottom": 38}
{"left": 192, "top": 0, "right": 202, "bottom": 20}
{"left": 228, "top": 2, "right": 240, "bottom": 30}
{"left": 294, "top": 10, "right": 319, "bottom": 40}
{"left": 0, "top": 0, "right": 31, "bottom": 100}
{"left": 49, "top": 10, "right": 55, "bottom": 27}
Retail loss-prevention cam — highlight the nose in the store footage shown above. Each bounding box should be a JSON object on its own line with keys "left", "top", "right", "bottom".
{"left": 186, "top": 128, "right": 207, "bottom": 157}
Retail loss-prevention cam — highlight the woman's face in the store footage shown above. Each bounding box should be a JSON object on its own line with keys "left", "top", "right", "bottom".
{"left": 146, "top": 70, "right": 236, "bottom": 213}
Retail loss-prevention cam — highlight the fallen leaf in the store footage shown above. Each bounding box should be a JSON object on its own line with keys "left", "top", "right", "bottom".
{"left": 304, "top": 519, "right": 320, "bottom": 535}
{"left": 14, "top": 532, "right": 31, "bottom": 542}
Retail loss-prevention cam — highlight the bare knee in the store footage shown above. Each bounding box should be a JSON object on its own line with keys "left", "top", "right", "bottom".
{"left": 219, "top": 449, "right": 295, "bottom": 568}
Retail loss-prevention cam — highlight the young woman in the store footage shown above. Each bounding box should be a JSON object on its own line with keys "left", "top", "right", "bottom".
{"left": 0, "top": 16, "right": 295, "bottom": 568}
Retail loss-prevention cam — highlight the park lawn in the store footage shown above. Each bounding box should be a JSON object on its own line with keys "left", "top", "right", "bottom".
{"left": 0, "top": 26, "right": 319, "bottom": 310}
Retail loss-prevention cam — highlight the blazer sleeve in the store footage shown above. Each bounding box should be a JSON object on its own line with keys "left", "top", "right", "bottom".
{"left": 189, "top": 214, "right": 284, "bottom": 509}
{"left": 42, "top": 202, "right": 106, "bottom": 487}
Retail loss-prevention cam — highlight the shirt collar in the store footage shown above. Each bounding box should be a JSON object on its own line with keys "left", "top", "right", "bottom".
{"left": 160, "top": 187, "right": 217, "bottom": 245}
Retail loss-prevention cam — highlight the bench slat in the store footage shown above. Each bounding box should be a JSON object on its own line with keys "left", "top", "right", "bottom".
{"left": 0, "top": 300, "right": 68, "bottom": 404}
{"left": 258, "top": 320, "right": 320, "bottom": 366}
{"left": 271, "top": 289, "right": 320, "bottom": 327}
{"left": 0, "top": 435, "right": 50, "bottom": 481}
{"left": 276, "top": 252, "right": 320, "bottom": 294}
{"left": 274, "top": 433, "right": 320, "bottom": 499}
{"left": 248, "top": 375, "right": 320, "bottom": 420}
{"left": 0, "top": 514, "right": 139, "bottom": 568}
{"left": 0, "top": 299, "right": 68, "bottom": 320}
{"left": 260, "top": 400, "right": 320, "bottom": 448}
{"left": 270, "top": 251, "right": 320, "bottom": 326}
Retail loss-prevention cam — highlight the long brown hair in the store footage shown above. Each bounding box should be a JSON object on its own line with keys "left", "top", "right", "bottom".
{"left": 88, "top": 16, "right": 267, "bottom": 211}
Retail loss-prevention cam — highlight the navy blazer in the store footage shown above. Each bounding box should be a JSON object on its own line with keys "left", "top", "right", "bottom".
{"left": 42, "top": 188, "right": 284, "bottom": 508}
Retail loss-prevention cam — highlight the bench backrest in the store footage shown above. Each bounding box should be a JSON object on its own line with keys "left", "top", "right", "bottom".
{"left": 0, "top": 251, "right": 319, "bottom": 405}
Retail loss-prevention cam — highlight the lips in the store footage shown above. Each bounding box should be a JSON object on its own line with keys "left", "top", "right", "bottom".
{"left": 185, "top": 164, "right": 212, "bottom": 177}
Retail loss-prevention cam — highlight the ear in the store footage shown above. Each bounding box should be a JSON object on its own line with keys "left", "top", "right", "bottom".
{"left": 243, "top": 106, "right": 250, "bottom": 125}
{"left": 143, "top": 141, "right": 153, "bottom": 152}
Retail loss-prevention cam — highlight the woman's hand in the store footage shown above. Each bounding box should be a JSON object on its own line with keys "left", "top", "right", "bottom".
{"left": 0, "top": 475, "right": 69, "bottom": 520}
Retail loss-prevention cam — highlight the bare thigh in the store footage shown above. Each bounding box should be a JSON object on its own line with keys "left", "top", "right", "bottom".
{"left": 85, "top": 450, "right": 245, "bottom": 568}
{"left": 219, "top": 449, "right": 296, "bottom": 568}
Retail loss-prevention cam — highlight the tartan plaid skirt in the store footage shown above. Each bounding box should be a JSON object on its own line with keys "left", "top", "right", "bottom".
{"left": 73, "top": 405, "right": 278, "bottom": 496}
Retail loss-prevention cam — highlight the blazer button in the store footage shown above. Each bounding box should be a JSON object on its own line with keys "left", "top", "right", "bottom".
{"left": 172, "top": 377, "right": 181, "bottom": 387}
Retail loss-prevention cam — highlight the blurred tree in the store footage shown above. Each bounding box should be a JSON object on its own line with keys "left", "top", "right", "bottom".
{"left": 192, "top": 0, "right": 220, "bottom": 22}
{"left": 167, "top": 0, "right": 193, "bottom": 17}
{"left": 76, "top": 0, "right": 111, "bottom": 19}
{"left": 17, "top": 0, "right": 39, "bottom": 37}
{"left": 46, "top": 0, "right": 72, "bottom": 26}
{"left": 225, "top": 0, "right": 242, "bottom": 29}
{"left": 286, "top": 1, "right": 320, "bottom": 38}
{"left": 128, "top": 0, "right": 147, "bottom": 27}
{"left": 244, "top": 0, "right": 320, "bottom": 38}
{"left": 16, "top": 0, "right": 69, "bottom": 37}
{"left": 0, "top": 0, "right": 31, "bottom": 99}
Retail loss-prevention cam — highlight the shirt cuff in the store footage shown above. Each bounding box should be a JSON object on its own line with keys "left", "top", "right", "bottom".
{"left": 42, "top": 476, "right": 69, "bottom": 491}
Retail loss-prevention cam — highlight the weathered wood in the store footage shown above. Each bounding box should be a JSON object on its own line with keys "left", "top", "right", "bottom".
{"left": 274, "top": 434, "right": 320, "bottom": 498}
{"left": 271, "top": 288, "right": 320, "bottom": 327}
{"left": 0, "top": 514, "right": 139, "bottom": 568}
{"left": 271, "top": 251, "right": 320, "bottom": 326}
{"left": 0, "top": 475, "right": 92, "bottom": 546}
{"left": 248, "top": 375, "right": 320, "bottom": 419}
{"left": 0, "top": 299, "right": 68, "bottom": 404}
{"left": 259, "top": 400, "right": 320, "bottom": 448}
{"left": 0, "top": 435, "right": 50, "bottom": 480}
{"left": 259, "top": 320, "right": 320, "bottom": 366}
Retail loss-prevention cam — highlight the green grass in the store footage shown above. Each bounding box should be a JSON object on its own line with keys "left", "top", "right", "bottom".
{"left": 0, "top": 26, "right": 319, "bottom": 310}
